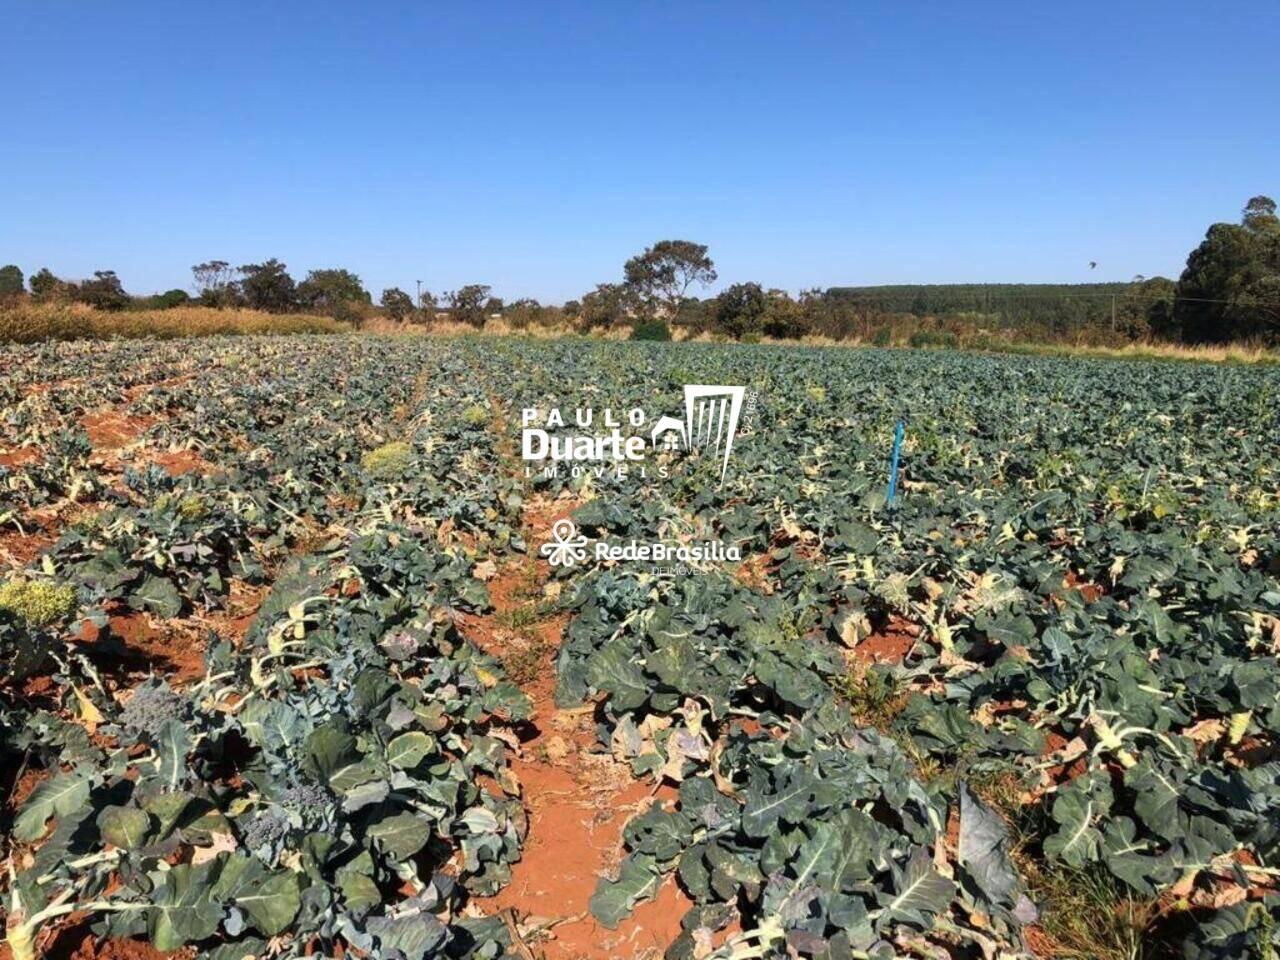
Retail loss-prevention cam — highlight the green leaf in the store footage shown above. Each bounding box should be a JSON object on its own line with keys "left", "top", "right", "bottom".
{"left": 365, "top": 912, "right": 449, "bottom": 960}
{"left": 586, "top": 641, "right": 649, "bottom": 711}
{"left": 303, "top": 723, "right": 360, "bottom": 779}
{"left": 1126, "top": 758, "right": 1182, "bottom": 842}
{"left": 148, "top": 862, "right": 222, "bottom": 949}
{"left": 367, "top": 812, "right": 431, "bottom": 861}
{"left": 958, "top": 781, "right": 1035, "bottom": 921}
{"left": 98, "top": 805, "right": 152, "bottom": 850}
{"left": 589, "top": 853, "right": 664, "bottom": 929}
{"left": 130, "top": 574, "right": 183, "bottom": 618}
{"left": 235, "top": 868, "right": 302, "bottom": 935}
{"left": 1044, "top": 775, "right": 1112, "bottom": 869}
{"left": 386, "top": 730, "right": 434, "bottom": 769}
{"left": 336, "top": 850, "right": 381, "bottom": 913}
{"left": 155, "top": 718, "right": 189, "bottom": 788}
{"left": 742, "top": 775, "right": 812, "bottom": 838}
{"left": 141, "top": 791, "right": 195, "bottom": 839}
{"left": 14, "top": 770, "right": 92, "bottom": 841}
{"left": 877, "top": 847, "right": 954, "bottom": 930}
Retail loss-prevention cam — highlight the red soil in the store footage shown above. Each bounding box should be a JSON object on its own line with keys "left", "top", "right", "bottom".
{"left": 0, "top": 922, "right": 195, "bottom": 960}
{"left": 0, "top": 447, "right": 41, "bottom": 468}
{"left": 854, "top": 615, "right": 920, "bottom": 664}
{"left": 464, "top": 498, "right": 694, "bottom": 959}
{"left": 80, "top": 412, "right": 158, "bottom": 450}
{"left": 0, "top": 527, "right": 55, "bottom": 568}
{"left": 146, "top": 448, "right": 211, "bottom": 476}
{"left": 76, "top": 613, "right": 207, "bottom": 683}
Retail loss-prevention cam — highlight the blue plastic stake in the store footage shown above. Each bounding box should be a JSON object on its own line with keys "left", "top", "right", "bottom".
{"left": 887, "top": 420, "right": 905, "bottom": 506}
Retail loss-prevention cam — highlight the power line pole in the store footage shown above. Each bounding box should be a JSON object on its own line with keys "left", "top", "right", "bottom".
{"left": 416, "top": 280, "right": 423, "bottom": 308}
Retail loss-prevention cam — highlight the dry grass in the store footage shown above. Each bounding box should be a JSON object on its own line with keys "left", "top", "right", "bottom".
{"left": 972, "top": 338, "right": 1280, "bottom": 366}
{"left": 0, "top": 301, "right": 349, "bottom": 342}
{"left": 734, "top": 332, "right": 1279, "bottom": 365}
{"left": 4, "top": 301, "right": 1276, "bottom": 365}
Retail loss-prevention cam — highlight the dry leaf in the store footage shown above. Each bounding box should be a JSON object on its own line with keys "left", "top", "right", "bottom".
{"left": 73, "top": 684, "right": 104, "bottom": 735}
{"left": 191, "top": 830, "right": 238, "bottom": 864}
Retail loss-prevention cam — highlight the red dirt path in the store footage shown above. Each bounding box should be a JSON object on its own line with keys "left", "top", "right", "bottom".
{"left": 463, "top": 499, "right": 693, "bottom": 959}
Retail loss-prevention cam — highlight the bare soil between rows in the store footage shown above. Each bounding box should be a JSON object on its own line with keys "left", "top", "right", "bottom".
{"left": 462, "top": 498, "right": 692, "bottom": 960}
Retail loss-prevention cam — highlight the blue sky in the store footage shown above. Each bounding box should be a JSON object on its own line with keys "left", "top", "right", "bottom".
{"left": 2, "top": 2, "right": 1277, "bottom": 302}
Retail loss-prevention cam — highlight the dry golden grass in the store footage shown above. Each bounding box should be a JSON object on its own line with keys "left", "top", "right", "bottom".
{"left": 998, "top": 338, "right": 1280, "bottom": 365}
{"left": 744, "top": 331, "right": 1280, "bottom": 365}
{"left": 4, "top": 300, "right": 1276, "bottom": 366}
{"left": 0, "top": 301, "right": 349, "bottom": 343}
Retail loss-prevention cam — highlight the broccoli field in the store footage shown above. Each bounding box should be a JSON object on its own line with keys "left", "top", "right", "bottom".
{"left": 2, "top": 335, "right": 1279, "bottom": 960}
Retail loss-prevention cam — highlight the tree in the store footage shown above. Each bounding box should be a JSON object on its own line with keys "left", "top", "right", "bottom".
{"left": 192, "top": 260, "right": 240, "bottom": 307}
{"left": 0, "top": 265, "right": 23, "bottom": 300}
{"left": 239, "top": 259, "right": 297, "bottom": 312}
{"left": 445, "top": 285, "right": 491, "bottom": 327}
{"left": 380, "top": 287, "right": 414, "bottom": 322}
{"left": 578, "top": 283, "right": 632, "bottom": 330}
{"left": 504, "top": 298, "right": 547, "bottom": 330}
{"left": 762, "top": 289, "right": 809, "bottom": 339}
{"left": 28, "top": 267, "right": 64, "bottom": 301}
{"left": 297, "top": 269, "right": 370, "bottom": 319}
{"left": 623, "top": 240, "right": 716, "bottom": 319}
{"left": 711, "top": 282, "right": 768, "bottom": 339}
{"left": 417, "top": 288, "right": 437, "bottom": 311}
{"left": 149, "top": 289, "right": 191, "bottom": 310}
{"left": 1175, "top": 196, "right": 1280, "bottom": 343}
{"left": 75, "top": 270, "right": 129, "bottom": 311}
{"left": 1242, "top": 195, "right": 1279, "bottom": 231}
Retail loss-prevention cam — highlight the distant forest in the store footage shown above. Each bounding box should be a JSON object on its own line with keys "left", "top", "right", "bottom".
{"left": 825, "top": 281, "right": 1176, "bottom": 338}
{"left": 3, "top": 196, "right": 1277, "bottom": 347}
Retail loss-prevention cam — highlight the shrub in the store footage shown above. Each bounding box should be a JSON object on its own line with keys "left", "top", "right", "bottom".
{"left": 630, "top": 319, "right": 672, "bottom": 341}
{"left": 152, "top": 289, "right": 190, "bottom": 309}
{"left": 871, "top": 327, "right": 893, "bottom": 347}
{"left": 908, "top": 329, "right": 960, "bottom": 349}
{"left": 0, "top": 579, "right": 77, "bottom": 627}
{"left": 361, "top": 441, "right": 414, "bottom": 477}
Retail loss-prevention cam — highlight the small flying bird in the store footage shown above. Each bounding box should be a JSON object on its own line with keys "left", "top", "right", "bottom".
{"left": 1088, "top": 261, "right": 1097, "bottom": 270}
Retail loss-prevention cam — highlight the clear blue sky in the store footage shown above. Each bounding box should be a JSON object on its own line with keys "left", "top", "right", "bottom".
{"left": 2, "top": 2, "right": 1277, "bottom": 302}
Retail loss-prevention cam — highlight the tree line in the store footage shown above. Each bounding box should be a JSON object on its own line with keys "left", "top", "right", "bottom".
{"left": 2, "top": 195, "right": 1276, "bottom": 344}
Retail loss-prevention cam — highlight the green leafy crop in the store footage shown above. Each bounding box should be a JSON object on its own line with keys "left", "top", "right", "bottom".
{"left": 1, "top": 333, "right": 1277, "bottom": 960}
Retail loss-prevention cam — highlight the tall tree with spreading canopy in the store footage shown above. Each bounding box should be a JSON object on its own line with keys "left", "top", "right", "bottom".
{"left": 192, "top": 260, "right": 240, "bottom": 306}
{"left": 445, "top": 285, "right": 491, "bottom": 327}
{"left": 1175, "top": 196, "right": 1280, "bottom": 344}
{"left": 380, "top": 287, "right": 414, "bottom": 322}
{"left": 239, "top": 259, "right": 298, "bottom": 312}
{"left": 75, "top": 270, "right": 129, "bottom": 311}
{"left": 623, "top": 240, "right": 716, "bottom": 320}
{"left": 712, "top": 282, "right": 768, "bottom": 339}
{"left": 577, "top": 282, "right": 633, "bottom": 330}
{"left": 297, "top": 268, "right": 370, "bottom": 321}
